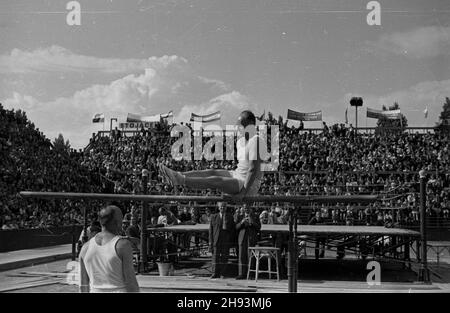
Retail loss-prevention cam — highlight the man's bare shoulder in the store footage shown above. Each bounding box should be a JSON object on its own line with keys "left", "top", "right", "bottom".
{"left": 79, "top": 239, "right": 90, "bottom": 259}
{"left": 115, "top": 237, "right": 134, "bottom": 258}
{"left": 116, "top": 237, "right": 132, "bottom": 248}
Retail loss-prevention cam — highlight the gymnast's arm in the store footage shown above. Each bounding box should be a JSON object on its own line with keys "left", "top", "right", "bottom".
{"left": 78, "top": 243, "right": 90, "bottom": 293}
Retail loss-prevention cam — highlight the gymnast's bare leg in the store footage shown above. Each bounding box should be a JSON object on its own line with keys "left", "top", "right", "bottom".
{"left": 159, "top": 165, "right": 241, "bottom": 195}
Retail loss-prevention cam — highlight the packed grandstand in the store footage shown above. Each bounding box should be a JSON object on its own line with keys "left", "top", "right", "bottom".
{"left": 1, "top": 103, "right": 449, "bottom": 231}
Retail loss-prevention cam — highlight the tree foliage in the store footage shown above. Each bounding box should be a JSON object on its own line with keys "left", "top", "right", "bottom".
{"left": 53, "top": 133, "right": 71, "bottom": 154}
{"left": 438, "top": 97, "right": 450, "bottom": 125}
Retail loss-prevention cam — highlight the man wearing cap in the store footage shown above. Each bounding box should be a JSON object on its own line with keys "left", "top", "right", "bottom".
{"left": 159, "top": 110, "right": 267, "bottom": 197}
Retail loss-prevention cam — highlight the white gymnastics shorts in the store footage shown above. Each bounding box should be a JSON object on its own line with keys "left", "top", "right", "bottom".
{"left": 228, "top": 170, "right": 263, "bottom": 195}
{"left": 229, "top": 170, "right": 246, "bottom": 191}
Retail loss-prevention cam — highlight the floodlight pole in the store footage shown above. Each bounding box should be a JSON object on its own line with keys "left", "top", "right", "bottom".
{"left": 350, "top": 97, "right": 363, "bottom": 133}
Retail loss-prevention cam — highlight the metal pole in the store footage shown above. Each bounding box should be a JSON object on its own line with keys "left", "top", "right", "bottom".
{"left": 287, "top": 208, "right": 294, "bottom": 293}
{"left": 82, "top": 202, "right": 88, "bottom": 243}
{"left": 110, "top": 118, "right": 117, "bottom": 132}
{"left": 71, "top": 224, "right": 76, "bottom": 261}
{"left": 293, "top": 207, "right": 298, "bottom": 292}
{"left": 141, "top": 169, "right": 149, "bottom": 272}
{"left": 355, "top": 106, "right": 358, "bottom": 131}
{"left": 418, "top": 170, "right": 430, "bottom": 283}
{"left": 19, "top": 192, "right": 380, "bottom": 204}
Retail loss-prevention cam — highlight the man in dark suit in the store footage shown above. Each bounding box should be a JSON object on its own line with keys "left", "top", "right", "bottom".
{"left": 234, "top": 204, "right": 261, "bottom": 279}
{"left": 209, "top": 202, "right": 235, "bottom": 278}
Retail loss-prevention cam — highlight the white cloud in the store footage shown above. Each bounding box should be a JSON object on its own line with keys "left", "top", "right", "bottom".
{"left": 2, "top": 53, "right": 253, "bottom": 148}
{"left": 367, "top": 26, "right": 450, "bottom": 59}
{"left": 176, "top": 91, "right": 258, "bottom": 124}
{"left": 0, "top": 45, "right": 189, "bottom": 74}
{"left": 5, "top": 92, "right": 39, "bottom": 110}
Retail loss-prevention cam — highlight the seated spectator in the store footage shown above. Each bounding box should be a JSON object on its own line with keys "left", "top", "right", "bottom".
{"left": 157, "top": 207, "right": 180, "bottom": 226}
{"left": 178, "top": 206, "right": 192, "bottom": 223}
{"left": 126, "top": 216, "right": 140, "bottom": 239}
{"left": 259, "top": 210, "right": 269, "bottom": 224}
{"left": 200, "top": 208, "right": 212, "bottom": 224}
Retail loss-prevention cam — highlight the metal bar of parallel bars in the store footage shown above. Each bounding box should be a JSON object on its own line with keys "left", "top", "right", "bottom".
{"left": 19, "top": 192, "right": 381, "bottom": 204}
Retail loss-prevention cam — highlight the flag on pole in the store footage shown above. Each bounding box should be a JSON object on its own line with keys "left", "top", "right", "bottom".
{"left": 190, "top": 111, "right": 221, "bottom": 123}
{"left": 366, "top": 107, "right": 382, "bottom": 119}
{"left": 92, "top": 113, "right": 105, "bottom": 123}
{"left": 424, "top": 107, "right": 428, "bottom": 119}
{"left": 160, "top": 110, "right": 173, "bottom": 119}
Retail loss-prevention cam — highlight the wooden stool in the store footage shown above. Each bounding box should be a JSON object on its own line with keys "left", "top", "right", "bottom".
{"left": 247, "top": 246, "right": 280, "bottom": 281}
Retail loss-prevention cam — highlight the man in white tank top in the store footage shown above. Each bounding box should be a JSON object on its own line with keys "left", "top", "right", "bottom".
{"left": 160, "top": 110, "right": 266, "bottom": 197}
{"left": 79, "top": 205, "right": 139, "bottom": 293}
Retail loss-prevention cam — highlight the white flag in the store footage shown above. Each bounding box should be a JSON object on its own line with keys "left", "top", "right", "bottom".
{"left": 92, "top": 113, "right": 104, "bottom": 123}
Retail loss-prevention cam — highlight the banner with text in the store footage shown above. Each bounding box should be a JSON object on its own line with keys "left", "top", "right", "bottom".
{"left": 287, "top": 109, "right": 322, "bottom": 121}
{"left": 367, "top": 108, "right": 402, "bottom": 119}
{"left": 119, "top": 122, "right": 157, "bottom": 129}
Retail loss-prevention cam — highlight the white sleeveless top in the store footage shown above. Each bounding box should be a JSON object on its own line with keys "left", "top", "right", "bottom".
{"left": 234, "top": 134, "right": 266, "bottom": 195}
{"left": 84, "top": 234, "right": 126, "bottom": 292}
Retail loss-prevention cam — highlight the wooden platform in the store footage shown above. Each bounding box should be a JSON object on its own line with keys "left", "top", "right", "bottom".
{"left": 135, "top": 275, "right": 445, "bottom": 293}
{"left": 149, "top": 224, "right": 421, "bottom": 237}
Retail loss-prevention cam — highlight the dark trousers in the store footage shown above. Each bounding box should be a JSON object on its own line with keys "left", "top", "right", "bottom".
{"left": 238, "top": 244, "right": 249, "bottom": 276}
{"left": 212, "top": 244, "right": 230, "bottom": 276}
{"left": 274, "top": 234, "right": 288, "bottom": 276}
{"left": 212, "top": 230, "right": 232, "bottom": 275}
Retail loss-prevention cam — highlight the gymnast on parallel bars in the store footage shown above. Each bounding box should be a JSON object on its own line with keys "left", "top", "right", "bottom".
{"left": 159, "top": 110, "right": 267, "bottom": 197}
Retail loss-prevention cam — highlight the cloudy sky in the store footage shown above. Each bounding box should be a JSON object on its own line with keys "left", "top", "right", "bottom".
{"left": 1, "top": 0, "right": 450, "bottom": 148}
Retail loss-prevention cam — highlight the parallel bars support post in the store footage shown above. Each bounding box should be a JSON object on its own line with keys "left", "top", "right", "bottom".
{"left": 293, "top": 207, "right": 298, "bottom": 292}
{"left": 418, "top": 170, "right": 430, "bottom": 283}
{"left": 71, "top": 224, "right": 76, "bottom": 261}
{"left": 287, "top": 207, "right": 297, "bottom": 293}
{"left": 141, "top": 169, "right": 149, "bottom": 272}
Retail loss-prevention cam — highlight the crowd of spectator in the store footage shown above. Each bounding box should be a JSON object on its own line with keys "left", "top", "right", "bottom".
{"left": 81, "top": 113, "right": 449, "bottom": 228}
{"left": 0, "top": 104, "right": 102, "bottom": 230}
{"left": 1, "top": 104, "right": 449, "bottom": 231}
